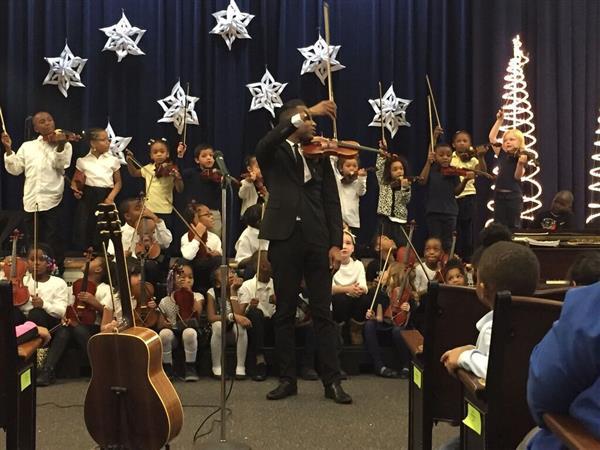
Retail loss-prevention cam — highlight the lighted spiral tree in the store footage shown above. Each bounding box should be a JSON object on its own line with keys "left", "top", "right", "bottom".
{"left": 586, "top": 111, "right": 600, "bottom": 224}
{"left": 488, "top": 35, "right": 542, "bottom": 222}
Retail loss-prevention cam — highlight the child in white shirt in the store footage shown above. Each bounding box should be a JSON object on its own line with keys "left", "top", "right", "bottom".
{"left": 331, "top": 156, "right": 367, "bottom": 236}
{"left": 234, "top": 204, "right": 269, "bottom": 271}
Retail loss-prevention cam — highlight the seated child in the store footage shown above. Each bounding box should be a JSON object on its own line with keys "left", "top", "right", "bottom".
{"left": 365, "top": 233, "right": 398, "bottom": 290}
{"left": 234, "top": 204, "right": 269, "bottom": 271}
{"left": 440, "top": 241, "right": 539, "bottom": 379}
{"left": 158, "top": 262, "right": 204, "bottom": 381}
{"left": 239, "top": 155, "right": 267, "bottom": 217}
{"left": 532, "top": 190, "right": 575, "bottom": 231}
{"left": 413, "top": 237, "right": 444, "bottom": 296}
{"left": 444, "top": 258, "right": 467, "bottom": 286}
{"left": 331, "top": 230, "right": 369, "bottom": 345}
{"left": 566, "top": 252, "right": 600, "bottom": 286}
{"left": 238, "top": 252, "right": 275, "bottom": 381}
{"left": 206, "top": 268, "right": 250, "bottom": 379}
{"left": 365, "top": 262, "right": 415, "bottom": 378}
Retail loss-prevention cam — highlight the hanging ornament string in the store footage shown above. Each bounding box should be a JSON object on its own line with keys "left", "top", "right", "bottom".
{"left": 425, "top": 74, "right": 442, "bottom": 130}
{"left": 323, "top": 2, "right": 337, "bottom": 140}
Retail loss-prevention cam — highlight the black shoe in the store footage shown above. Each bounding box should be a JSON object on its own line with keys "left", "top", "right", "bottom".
{"left": 37, "top": 366, "right": 55, "bottom": 387}
{"left": 252, "top": 362, "right": 268, "bottom": 382}
{"left": 324, "top": 382, "right": 352, "bottom": 404}
{"left": 266, "top": 381, "right": 297, "bottom": 400}
{"left": 184, "top": 363, "right": 199, "bottom": 382}
{"left": 163, "top": 363, "right": 174, "bottom": 380}
{"left": 300, "top": 367, "right": 318, "bottom": 381}
{"left": 399, "top": 367, "right": 410, "bottom": 379}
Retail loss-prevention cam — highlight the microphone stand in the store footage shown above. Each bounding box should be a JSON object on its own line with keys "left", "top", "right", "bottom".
{"left": 196, "top": 159, "right": 250, "bottom": 450}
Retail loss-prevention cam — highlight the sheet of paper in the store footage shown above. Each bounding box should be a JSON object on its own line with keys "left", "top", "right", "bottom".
{"left": 463, "top": 401, "right": 482, "bottom": 435}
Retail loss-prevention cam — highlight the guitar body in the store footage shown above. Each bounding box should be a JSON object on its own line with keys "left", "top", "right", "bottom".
{"left": 84, "top": 327, "right": 183, "bottom": 450}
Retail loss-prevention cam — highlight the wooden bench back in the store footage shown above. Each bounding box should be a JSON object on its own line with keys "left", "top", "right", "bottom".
{"left": 0, "top": 281, "right": 17, "bottom": 431}
{"left": 533, "top": 286, "right": 570, "bottom": 301}
{"left": 485, "top": 292, "right": 562, "bottom": 448}
{"left": 424, "top": 282, "right": 490, "bottom": 421}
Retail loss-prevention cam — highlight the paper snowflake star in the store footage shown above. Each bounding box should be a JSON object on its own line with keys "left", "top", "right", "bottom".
{"left": 42, "top": 43, "right": 87, "bottom": 98}
{"left": 105, "top": 121, "right": 132, "bottom": 165}
{"left": 99, "top": 11, "right": 146, "bottom": 62}
{"left": 210, "top": 0, "right": 254, "bottom": 51}
{"left": 368, "top": 84, "right": 412, "bottom": 138}
{"left": 298, "top": 34, "right": 345, "bottom": 85}
{"left": 246, "top": 69, "right": 287, "bottom": 118}
{"left": 157, "top": 81, "right": 200, "bottom": 134}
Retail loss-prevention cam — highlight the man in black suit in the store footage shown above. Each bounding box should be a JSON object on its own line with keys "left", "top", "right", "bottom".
{"left": 256, "top": 99, "right": 352, "bottom": 404}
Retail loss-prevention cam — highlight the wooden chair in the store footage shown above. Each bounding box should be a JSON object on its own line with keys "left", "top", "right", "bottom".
{"left": 457, "top": 291, "right": 562, "bottom": 449}
{"left": 401, "top": 282, "right": 489, "bottom": 450}
{"left": 543, "top": 413, "right": 600, "bottom": 450}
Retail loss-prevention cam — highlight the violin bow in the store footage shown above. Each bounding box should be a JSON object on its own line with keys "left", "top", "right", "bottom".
{"left": 179, "top": 82, "right": 190, "bottom": 159}
{"left": 0, "top": 104, "right": 7, "bottom": 134}
{"left": 425, "top": 74, "right": 442, "bottom": 130}
{"left": 369, "top": 246, "right": 394, "bottom": 312}
{"left": 165, "top": 198, "right": 210, "bottom": 251}
{"left": 378, "top": 81, "right": 385, "bottom": 144}
{"left": 398, "top": 222, "right": 432, "bottom": 284}
{"left": 323, "top": 2, "right": 337, "bottom": 140}
{"left": 427, "top": 95, "right": 435, "bottom": 155}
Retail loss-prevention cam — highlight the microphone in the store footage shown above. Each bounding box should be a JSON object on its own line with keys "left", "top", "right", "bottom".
{"left": 214, "top": 150, "right": 231, "bottom": 181}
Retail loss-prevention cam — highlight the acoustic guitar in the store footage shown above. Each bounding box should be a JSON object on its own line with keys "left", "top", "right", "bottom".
{"left": 84, "top": 203, "right": 183, "bottom": 450}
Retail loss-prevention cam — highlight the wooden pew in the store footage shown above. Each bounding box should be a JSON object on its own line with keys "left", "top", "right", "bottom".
{"left": 401, "top": 282, "right": 489, "bottom": 450}
{"left": 457, "top": 291, "right": 562, "bottom": 449}
{"left": 0, "top": 281, "right": 41, "bottom": 450}
{"left": 543, "top": 413, "right": 600, "bottom": 450}
{"left": 533, "top": 286, "right": 570, "bottom": 301}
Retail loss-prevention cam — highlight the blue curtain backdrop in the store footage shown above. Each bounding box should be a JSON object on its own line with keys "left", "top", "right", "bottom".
{"left": 1, "top": 0, "right": 599, "bottom": 253}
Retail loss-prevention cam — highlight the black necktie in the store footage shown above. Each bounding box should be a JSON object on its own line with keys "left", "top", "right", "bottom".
{"left": 293, "top": 143, "right": 304, "bottom": 181}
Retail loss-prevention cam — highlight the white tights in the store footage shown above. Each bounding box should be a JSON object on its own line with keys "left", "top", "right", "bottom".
{"left": 159, "top": 328, "right": 198, "bottom": 364}
{"left": 210, "top": 321, "right": 248, "bottom": 376}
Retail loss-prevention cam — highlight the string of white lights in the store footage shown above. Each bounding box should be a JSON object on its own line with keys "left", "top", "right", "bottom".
{"left": 586, "top": 111, "right": 600, "bottom": 224}
{"left": 488, "top": 35, "right": 542, "bottom": 223}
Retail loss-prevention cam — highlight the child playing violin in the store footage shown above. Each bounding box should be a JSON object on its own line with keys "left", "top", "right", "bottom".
{"left": 234, "top": 204, "right": 269, "bottom": 275}
{"left": 331, "top": 230, "right": 369, "bottom": 345}
{"left": 158, "top": 262, "right": 204, "bottom": 381}
{"left": 331, "top": 155, "right": 367, "bottom": 237}
{"left": 180, "top": 202, "right": 222, "bottom": 294}
{"left": 207, "top": 267, "right": 250, "bottom": 379}
{"left": 180, "top": 143, "right": 222, "bottom": 236}
{"left": 37, "top": 254, "right": 109, "bottom": 386}
{"left": 365, "top": 233, "right": 398, "bottom": 290}
{"left": 125, "top": 138, "right": 183, "bottom": 229}
{"left": 418, "top": 135, "right": 473, "bottom": 253}
{"left": 16, "top": 244, "right": 68, "bottom": 385}
{"left": 487, "top": 109, "right": 530, "bottom": 229}
{"left": 239, "top": 252, "right": 275, "bottom": 381}
{"left": 72, "top": 128, "right": 122, "bottom": 251}
{"left": 451, "top": 130, "right": 488, "bottom": 261}
{"left": 239, "top": 155, "right": 268, "bottom": 218}
{"left": 376, "top": 141, "right": 412, "bottom": 246}
{"left": 2, "top": 111, "right": 73, "bottom": 274}
{"left": 365, "top": 261, "right": 415, "bottom": 378}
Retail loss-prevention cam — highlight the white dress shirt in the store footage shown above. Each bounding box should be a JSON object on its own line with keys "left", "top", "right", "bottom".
{"left": 458, "top": 310, "right": 493, "bottom": 379}
{"left": 331, "top": 156, "right": 367, "bottom": 228}
{"left": 20, "top": 275, "right": 69, "bottom": 319}
{"left": 286, "top": 139, "right": 311, "bottom": 183}
{"left": 106, "top": 221, "right": 173, "bottom": 256}
{"left": 75, "top": 151, "right": 120, "bottom": 187}
{"left": 238, "top": 276, "right": 276, "bottom": 318}
{"left": 413, "top": 264, "right": 438, "bottom": 294}
{"left": 238, "top": 179, "right": 259, "bottom": 217}
{"left": 234, "top": 226, "right": 269, "bottom": 262}
{"left": 4, "top": 136, "right": 72, "bottom": 212}
{"left": 101, "top": 289, "right": 135, "bottom": 324}
{"left": 180, "top": 230, "right": 222, "bottom": 260}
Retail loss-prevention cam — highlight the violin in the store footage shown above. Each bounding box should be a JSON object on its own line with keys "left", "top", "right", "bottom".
{"left": 3, "top": 229, "right": 29, "bottom": 306}
{"left": 68, "top": 248, "right": 98, "bottom": 326}
{"left": 135, "top": 233, "right": 161, "bottom": 260}
{"left": 241, "top": 171, "right": 268, "bottom": 198}
{"left": 169, "top": 263, "right": 198, "bottom": 326}
{"left": 440, "top": 165, "right": 495, "bottom": 180}
{"left": 155, "top": 161, "right": 180, "bottom": 179}
{"left": 389, "top": 175, "right": 422, "bottom": 189}
{"left": 187, "top": 228, "right": 209, "bottom": 259}
{"left": 385, "top": 222, "right": 415, "bottom": 327}
{"left": 131, "top": 270, "right": 160, "bottom": 328}
{"left": 339, "top": 167, "right": 376, "bottom": 185}
{"left": 72, "top": 169, "right": 86, "bottom": 193}
{"left": 301, "top": 136, "right": 380, "bottom": 159}
{"left": 43, "top": 129, "right": 82, "bottom": 144}
{"left": 200, "top": 168, "right": 223, "bottom": 183}
{"left": 511, "top": 148, "right": 540, "bottom": 166}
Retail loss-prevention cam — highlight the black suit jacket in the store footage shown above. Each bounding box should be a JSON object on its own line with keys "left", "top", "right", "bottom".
{"left": 256, "top": 120, "right": 343, "bottom": 249}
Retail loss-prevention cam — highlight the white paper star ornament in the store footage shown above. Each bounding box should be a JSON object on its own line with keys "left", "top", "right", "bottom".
{"left": 100, "top": 11, "right": 146, "bottom": 62}
{"left": 368, "top": 84, "right": 412, "bottom": 138}
{"left": 157, "top": 81, "right": 200, "bottom": 134}
{"left": 298, "top": 34, "right": 345, "bottom": 85}
{"left": 105, "top": 121, "right": 132, "bottom": 165}
{"left": 246, "top": 69, "right": 287, "bottom": 118}
{"left": 43, "top": 43, "right": 87, "bottom": 98}
{"left": 210, "top": 0, "right": 254, "bottom": 51}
